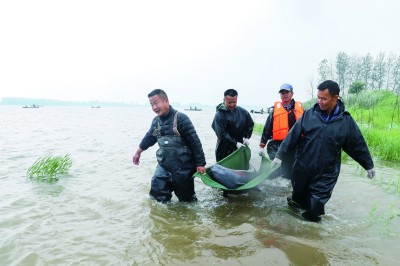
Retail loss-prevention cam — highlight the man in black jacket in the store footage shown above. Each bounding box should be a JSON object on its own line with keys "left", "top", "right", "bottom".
{"left": 132, "top": 89, "right": 206, "bottom": 203}
{"left": 272, "top": 80, "right": 375, "bottom": 222}
{"left": 212, "top": 89, "right": 254, "bottom": 161}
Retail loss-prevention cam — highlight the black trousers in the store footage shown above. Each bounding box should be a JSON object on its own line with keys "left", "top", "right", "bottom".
{"left": 150, "top": 164, "right": 197, "bottom": 203}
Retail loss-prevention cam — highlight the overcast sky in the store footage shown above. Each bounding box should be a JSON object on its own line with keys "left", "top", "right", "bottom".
{"left": 1, "top": 0, "right": 399, "bottom": 107}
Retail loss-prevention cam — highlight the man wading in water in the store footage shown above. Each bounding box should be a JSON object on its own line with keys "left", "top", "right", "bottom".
{"left": 272, "top": 80, "right": 375, "bottom": 222}
{"left": 132, "top": 89, "right": 206, "bottom": 202}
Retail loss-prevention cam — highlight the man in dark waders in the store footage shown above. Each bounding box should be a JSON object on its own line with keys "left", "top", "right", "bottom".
{"left": 132, "top": 89, "right": 206, "bottom": 203}
{"left": 272, "top": 80, "right": 375, "bottom": 222}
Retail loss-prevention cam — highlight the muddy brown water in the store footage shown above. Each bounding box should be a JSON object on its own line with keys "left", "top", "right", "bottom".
{"left": 1, "top": 106, "right": 399, "bottom": 265}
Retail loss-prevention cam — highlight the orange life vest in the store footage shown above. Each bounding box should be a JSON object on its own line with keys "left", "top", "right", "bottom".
{"left": 272, "top": 101, "right": 304, "bottom": 140}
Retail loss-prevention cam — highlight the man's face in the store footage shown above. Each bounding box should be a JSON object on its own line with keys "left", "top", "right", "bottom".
{"left": 317, "top": 89, "right": 339, "bottom": 113}
{"left": 279, "top": 90, "right": 293, "bottom": 105}
{"left": 149, "top": 95, "right": 170, "bottom": 117}
{"left": 224, "top": 95, "right": 237, "bottom": 111}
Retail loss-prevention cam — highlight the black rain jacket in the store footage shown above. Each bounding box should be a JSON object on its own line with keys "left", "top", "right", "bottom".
{"left": 276, "top": 99, "right": 374, "bottom": 216}
{"left": 211, "top": 103, "right": 254, "bottom": 161}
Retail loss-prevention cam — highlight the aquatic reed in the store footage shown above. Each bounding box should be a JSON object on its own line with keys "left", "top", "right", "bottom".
{"left": 27, "top": 154, "right": 72, "bottom": 182}
{"left": 369, "top": 202, "right": 400, "bottom": 236}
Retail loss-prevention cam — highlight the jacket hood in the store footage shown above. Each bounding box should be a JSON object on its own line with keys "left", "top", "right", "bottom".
{"left": 312, "top": 99, "right": 346, "bottom": 122}
{"left": 312, "top": 99, "right": 345, "bottom": 114}
{"left": 216, "top": 103, "right": 229, "bottom": 112}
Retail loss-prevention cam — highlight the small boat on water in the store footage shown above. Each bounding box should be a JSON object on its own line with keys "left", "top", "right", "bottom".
{"left": 250, "top": 108, "right": 265, "bottom": 114}
{"left": 22, "top": 104, "right": 40, "bottom": 108}
{"left": 91, "top": 106, "right": 101, "bottom": 108}
{"left": 184, "top": 106, "right": 202, "bottom": 111}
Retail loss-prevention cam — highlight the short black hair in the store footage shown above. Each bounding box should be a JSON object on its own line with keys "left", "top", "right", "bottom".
{"left": 148, "top": 89, "right": 168, "bottom": 99}
{"left": 224, "top": 89, "right": 238, "bottom": 97}
{"left": 317, "top": 80, "right": 340, "bottom": 96}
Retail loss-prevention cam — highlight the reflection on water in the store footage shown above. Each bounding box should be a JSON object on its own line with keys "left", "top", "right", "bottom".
{"left": 0, "top": 106, "right": 399, "bottom": 265}
{"left": 148, "top": 201, "right": 205, "bottom": 263}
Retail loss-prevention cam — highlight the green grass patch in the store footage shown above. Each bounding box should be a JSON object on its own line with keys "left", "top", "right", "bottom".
{"left": 253, "top": 123, "right": 263, "bottom": 134}
{"left": 27, "top": 154, "right": 72, "bottom": 183}
{"left": 360, "top": 128, "right": 400, "bottom": 161}
{"left": 346, "top": 90, "right": 399, "bottom": 130}
{"left": 345, "top": 90, "right": 400, "bottom": 161}
{"left": 377, "top": 170, "right": 400, "bottom": 195}
{"left": 369, "top": 202, "right": 400, "bottom": 236}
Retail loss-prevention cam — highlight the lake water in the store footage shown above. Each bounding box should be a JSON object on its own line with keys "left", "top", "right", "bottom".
{"left": 1, "top": 106, "right": 399, "bottom": 265}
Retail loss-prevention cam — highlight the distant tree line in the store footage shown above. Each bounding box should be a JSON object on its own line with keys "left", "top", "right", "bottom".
{"left": 0, "top": 97, "right": 135, "bottom": 107}
{"left": 309, "top": 52, "right": 400, "bottom": 98}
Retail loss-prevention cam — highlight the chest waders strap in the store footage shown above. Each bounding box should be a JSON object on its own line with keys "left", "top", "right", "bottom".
{"left": 173, "top": 111, "right": 180, "bottom": 136}
{"left": 153, "top": 111, "right": 181, "bottom": 137}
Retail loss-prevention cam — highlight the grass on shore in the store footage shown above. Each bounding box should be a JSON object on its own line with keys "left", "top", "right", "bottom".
{"left": 345, "top": 90, "right": 400, "bottom": 162}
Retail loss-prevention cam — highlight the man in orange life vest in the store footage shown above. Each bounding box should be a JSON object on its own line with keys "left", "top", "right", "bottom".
{"left": 258, "top": 83, "right": 304, "bottom": 181}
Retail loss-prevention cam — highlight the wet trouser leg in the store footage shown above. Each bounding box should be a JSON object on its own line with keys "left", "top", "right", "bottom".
{"left": 172, "top": 169, "right": 197, "bottom": 202}
{"left": 150, "top": 165, "right": 173, "bottom": 203}
{"left": 291, "top": 172, "right": 310, "bottom": 210}
{"left": 293, "top": 174, "right": 335, "bottom": 221}
{"left": 281, "top": 153, "right": 295, "bottom": 181}
{"left": 308, "top": 176, "right": 335, "bottom": 217}
{"left": 309, "top": 193, "right": 326, "bottom": 217}
{"left": 302, "top": 191, "right": 326, "bottom": 222}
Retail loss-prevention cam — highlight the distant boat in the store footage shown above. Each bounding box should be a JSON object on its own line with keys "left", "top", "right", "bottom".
{"left": 184, "top": 106, "right": 202, "bottom": 111}
{"left": 91, "top": 106, "right": 101, "bottom": 108}
{"left": 22, "top": 104, "right": 40, "bottom": 108}
{"left": 250, "top": 108, "right": 265, "bottom": 114}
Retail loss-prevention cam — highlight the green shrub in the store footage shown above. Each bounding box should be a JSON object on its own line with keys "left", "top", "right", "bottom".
{"left": 348, "top": 81, "right": 366, "bottom": 94}
{"left": 253, "top": 123, "right": 264, "bottom": 134}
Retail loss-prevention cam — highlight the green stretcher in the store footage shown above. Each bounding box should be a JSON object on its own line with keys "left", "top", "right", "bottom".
{"left": 194, "top": 146, "right": 279, "bottom": 190}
